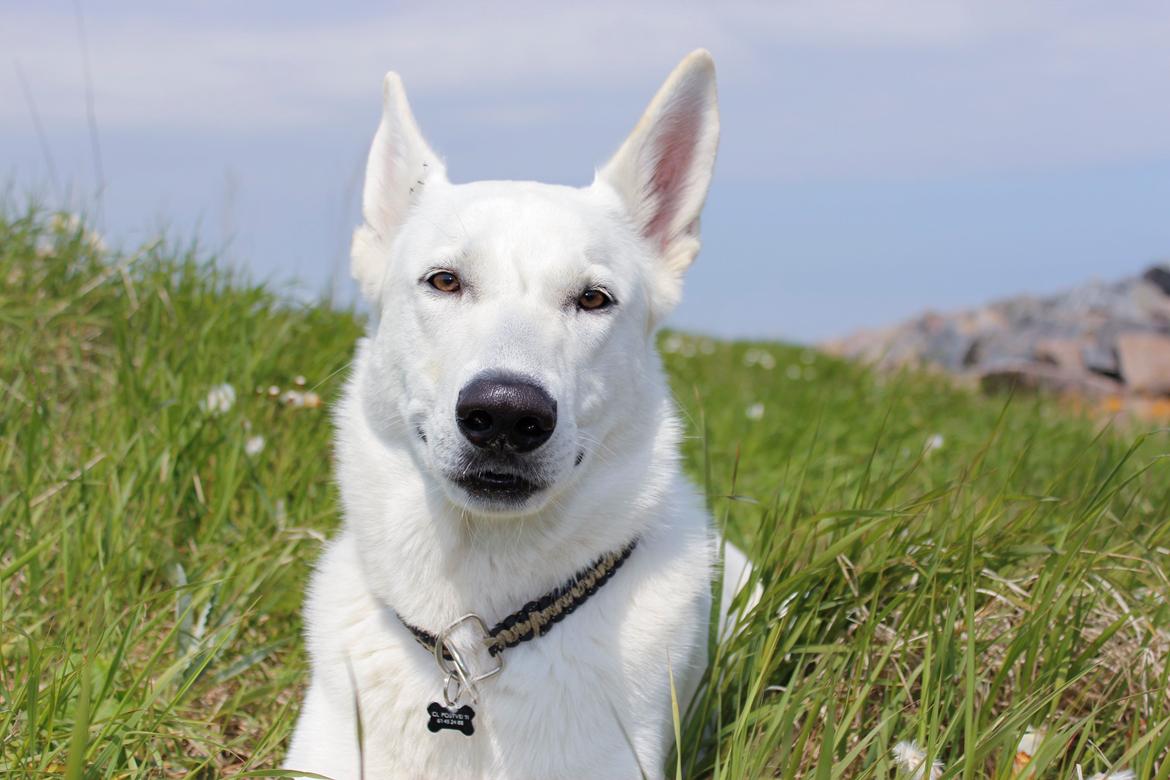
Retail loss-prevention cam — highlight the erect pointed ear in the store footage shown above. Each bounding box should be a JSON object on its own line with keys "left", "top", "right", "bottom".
{"left": 352, "top": 72, "right": 447, "bottom": 302}
{"left": 597, "top": 50, "right": 719, "bottom": 278}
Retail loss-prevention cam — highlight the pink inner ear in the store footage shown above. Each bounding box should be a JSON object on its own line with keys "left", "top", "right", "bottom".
{"left": 643, "top": 103, "right": 699, "bottom": 249}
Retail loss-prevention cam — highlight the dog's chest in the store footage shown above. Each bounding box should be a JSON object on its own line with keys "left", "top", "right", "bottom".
{"left": 364, "top": 598, "right": 696, "bottom": 775}
{"left": 305, "top": 530, "right": 710, "bottom": 779}
{"left": 387, "top": 646, "right": 661, "bottom": 775}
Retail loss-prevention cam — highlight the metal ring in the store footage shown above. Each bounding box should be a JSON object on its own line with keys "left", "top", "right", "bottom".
{"left": 432, "top": 613, "right": 504, "bottom": 707}
{"left": 442, "top": 673, "right": 464, "bottom": 707}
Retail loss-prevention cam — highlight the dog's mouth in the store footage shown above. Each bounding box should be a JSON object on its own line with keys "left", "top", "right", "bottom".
{"left": 437, "top": 448, "right": 585, "bottom": 512}
{"left": 452, "top": 467, "right": 545, "bottom": 503}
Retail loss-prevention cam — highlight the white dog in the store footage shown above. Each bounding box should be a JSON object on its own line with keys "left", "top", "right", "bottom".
{"left": 285, "top": 49, "right": 751, "bottom": 779}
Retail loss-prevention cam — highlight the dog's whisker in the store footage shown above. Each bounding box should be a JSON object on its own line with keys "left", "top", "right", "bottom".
{"left": 576, "top": 433, "right": 621, "bottom": 470}
{"left": 309, "top": 359, "right": 355, "bottom": 393}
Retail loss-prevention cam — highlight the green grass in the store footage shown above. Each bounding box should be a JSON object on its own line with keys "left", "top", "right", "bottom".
{"left": 2, "top": 208, "right": 1168, "bottom": 778}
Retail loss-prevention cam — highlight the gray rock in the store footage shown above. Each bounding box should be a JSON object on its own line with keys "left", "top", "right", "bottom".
{"left": 1133, "top": 280, "right": 1170, "bottom": 323}
{"left": 1082, "top": 341, "right": 1120, "bottom": 378}
{"left": 979, "top": 362, "right": 1124, "bottom": 397}
{"left": 1034, "top": 337, "right": 1086, "bottom": 371}
{"left": 1117, "top": 331, "right": 1170, "bottom": 395}
{"left": 917, "top": 314, "right": 972, "bottom": 371}
{"left": 1143, "top": 265, "right": 1170, "bottom": 296}
{"left": 824, "top": 265, "right": 1170, "bottom": 397}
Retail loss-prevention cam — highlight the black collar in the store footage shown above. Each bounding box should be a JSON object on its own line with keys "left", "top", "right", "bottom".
{"left": 397, "top": 538, "right": 638, "bottom": 660}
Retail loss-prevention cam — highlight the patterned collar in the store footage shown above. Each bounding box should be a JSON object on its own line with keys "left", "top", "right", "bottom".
{"left": 397, "top": 538, "right": 639, "bottom": 659}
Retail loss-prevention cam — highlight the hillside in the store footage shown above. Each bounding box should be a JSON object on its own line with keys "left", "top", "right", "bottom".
{"left": 2, "top": 210, "right": 1168, "bottom": 778}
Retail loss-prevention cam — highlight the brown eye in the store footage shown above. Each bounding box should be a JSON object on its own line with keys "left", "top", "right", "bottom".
{"left": 427, "top": 271, "right": 461, "bottom": 293}
{"left": 578, "top": 288, "right": 613, "bottom": 311}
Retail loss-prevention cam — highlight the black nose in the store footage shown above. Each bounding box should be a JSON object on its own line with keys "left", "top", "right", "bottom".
{"left": 456, "top": 374, "right": 557, "bottom": 453}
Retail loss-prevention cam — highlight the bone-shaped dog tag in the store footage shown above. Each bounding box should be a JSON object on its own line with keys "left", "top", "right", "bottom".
{"left": 427, "top": 702, "right": 475, "bottom": 736}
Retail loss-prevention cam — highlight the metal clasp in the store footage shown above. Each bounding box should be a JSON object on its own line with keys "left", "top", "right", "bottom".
{"left": 433, "top": 613, "right": 504, "bottom": 706}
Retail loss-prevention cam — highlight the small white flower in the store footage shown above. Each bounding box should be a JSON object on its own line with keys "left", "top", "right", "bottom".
{"left": 244, "top": 435, "right": 265, "bottom": 457}
{"left": 743, "top": 349, "right": 775, "bottom": 369}
{"left": 1087, "top": 771, "right": 1134, "bottom": 780}
{"left": 280, "top": 389, "right": 322, "bottom": 409}
{"left": 267, "top": 385, "right": 281, "bottom": 397}
{"left": 50, "top": 212, "right": 82, "bottom": 233}
{"left": 785, "top": 364, "right": 803, "bottom": 380}
{"left": 294, "top": 375, "right": 307, "bottom": 387}
{"left": 892, "top": 741, "right": 943, "bottom": 780}
{"left": 1015, "top": 727, "right": 1043, "bottom": 758}
{"left": 923, "top": 433, "right": 944, "bottom": 455}
{"left": 746, "top": 403, "right": 765, "bottom": 421}
{"left": 202, "top": 383, "right": 236, "bottom": 415}
{"left": 662, "top": 335, "right": 684, "bottom": 354}
{"left": 84, "top": 228, "right": 107, "bottom": 253}
{"left": 50, "top": 212, "right": 106, "bottom": 252}
{"left": 1013, "top": 727, "right": 1045, "bottom": 775}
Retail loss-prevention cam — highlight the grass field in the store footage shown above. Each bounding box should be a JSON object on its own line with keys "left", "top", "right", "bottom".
{"left": 2, "top": 209, "right": 1168, "bottom": 778}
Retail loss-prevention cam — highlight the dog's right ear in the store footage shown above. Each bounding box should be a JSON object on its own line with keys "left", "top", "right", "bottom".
{"left": 352, "top": 72, "right": 447, "bottom": 303}
{"left": 596, "top": 50, "right": 719, "bottom": 282}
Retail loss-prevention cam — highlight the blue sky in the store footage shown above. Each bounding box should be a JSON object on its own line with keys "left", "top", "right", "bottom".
{"left": 3, "top": 1, "right": 1169, "bottom": 341}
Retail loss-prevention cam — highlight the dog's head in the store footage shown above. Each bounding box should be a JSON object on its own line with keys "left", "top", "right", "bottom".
{"left": 351, "top": 51, "right": 718, "bottom": 518}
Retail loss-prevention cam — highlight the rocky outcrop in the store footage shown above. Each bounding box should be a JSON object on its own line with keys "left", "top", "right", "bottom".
{"left": 1117, "top": 332, "right": 1170, "bottom": 395}
{"left": 824, "top": 265, "right": 1170, "bottom": 399}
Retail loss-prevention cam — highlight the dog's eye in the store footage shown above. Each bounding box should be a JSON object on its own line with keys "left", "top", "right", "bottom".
{"left": 427, "top": 271, "right": 461, "bottom": 293}
{"left": 578, "top": 288, "right": 613, "bottom": 311}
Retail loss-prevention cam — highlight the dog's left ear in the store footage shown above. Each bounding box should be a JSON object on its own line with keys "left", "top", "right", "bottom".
{"left": 597, "top": 50, "right": 720, "bottom": 281}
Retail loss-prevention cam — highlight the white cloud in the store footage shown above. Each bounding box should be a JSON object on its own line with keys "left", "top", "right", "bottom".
{"left": 3, "top": 3, "right": 743, "bottom": 128}
{"left": 2, "top": 3, "right": 1166, "bottom": 121}
{"left": 2, "top": 1, "right": 1169, "bottom": 178}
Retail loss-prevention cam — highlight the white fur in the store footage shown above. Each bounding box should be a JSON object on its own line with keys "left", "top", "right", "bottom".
{"left": 286, "top": 50, "right": 741, "bottom": 779}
